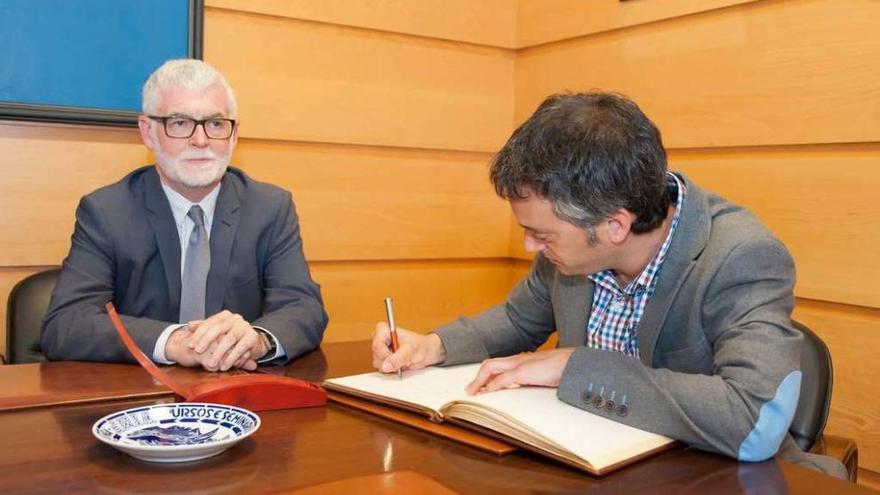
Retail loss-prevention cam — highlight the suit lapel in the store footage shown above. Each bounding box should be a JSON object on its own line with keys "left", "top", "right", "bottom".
{"left": 637, "top": 174, "right": 711, "bottom": 366}
{"left": 142, "top": 167, "right": 182, "bottom": 316}
{"left": 205, "top": 174, "right": 241, "bottom": 316}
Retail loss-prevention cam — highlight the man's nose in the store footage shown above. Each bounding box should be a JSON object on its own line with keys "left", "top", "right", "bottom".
{"left": 189, "top": 123, "right": 210, "bottom": 147}
{"left": 524, "top": 233, "right": 544, "bottom": 252}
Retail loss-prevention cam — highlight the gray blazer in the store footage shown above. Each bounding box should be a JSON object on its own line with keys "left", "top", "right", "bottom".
{"left": 435, "top": 174, "right": 845, "bottom": 477}
{"left": 41, "top": 166, "right": 328, "bottom": 364}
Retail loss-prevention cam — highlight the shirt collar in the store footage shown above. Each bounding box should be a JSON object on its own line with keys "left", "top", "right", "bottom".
{"left": 588, "top": 172, "right": 687, "bottom": 296}
{"left": 159, "top": 180, "right": 221, "bottom": 230}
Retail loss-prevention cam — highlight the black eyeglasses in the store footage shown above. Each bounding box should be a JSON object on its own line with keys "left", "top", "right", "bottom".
{"left": 148, "top": 115, "right": 237, "bottom": 139}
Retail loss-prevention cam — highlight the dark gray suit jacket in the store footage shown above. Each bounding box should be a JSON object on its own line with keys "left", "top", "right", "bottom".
{"left": 434, "top": 174, "right": 845, "bottom": 478}
{"left": 41, "top": 166, "right": 328, "bottom": 365}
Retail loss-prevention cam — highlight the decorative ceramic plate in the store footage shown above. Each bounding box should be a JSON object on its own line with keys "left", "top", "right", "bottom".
{"left": 92, "top": 403, "right": 260, "bottom": 463}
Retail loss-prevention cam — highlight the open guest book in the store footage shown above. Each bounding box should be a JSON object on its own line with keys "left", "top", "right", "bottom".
{"left": 324, "top": 364, "right": 675, "bottom": 475}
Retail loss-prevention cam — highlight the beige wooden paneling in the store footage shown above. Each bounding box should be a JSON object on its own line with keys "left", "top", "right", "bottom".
{"left": 516, "top": 0, "right": 880, "bottom": 148}
{"left": 0, "top": 123, "right": 508, "bottom": 266}
{"left": 206, "top": 7, "right": 515, "bottom": 152}
{"left": 500, "top": 144, "right": 880, "bottom": 308}
{"left": 234, "top": 139, "right": 509, "bottom": 261}
{"left": 0, "top": 124, "right": 150, "bottom": 266}
{"left": 517, "top": 0, "right": 758, "bottom": 47}
{"left": 859, "top": 469, "right": 880, "bottom": 492}
{"left": 671, "top": 145, "right": 880, "bottom": 309}
{"left": 793, "top": 299, "right": 880, "bottom": 473}
{"left": 312, "top": 259, "right": 513, "bottom": 343}
{"left": 207, "top": 0, "right": 517, "bottom": 48}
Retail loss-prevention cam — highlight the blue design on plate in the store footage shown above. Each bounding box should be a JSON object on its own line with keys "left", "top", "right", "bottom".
{"left": 92, "top": 402, "right": 262, "bottom": 463}
{"left": 127, "top": 425, "right": 220, "bottom": 446}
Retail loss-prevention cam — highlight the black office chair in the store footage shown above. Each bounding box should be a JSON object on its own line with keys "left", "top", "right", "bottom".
{"left": 4, "top": 267, "right": 60, "bottom": 364}
{"left": 789, "top": 319, "right": 858, "bottom": 481}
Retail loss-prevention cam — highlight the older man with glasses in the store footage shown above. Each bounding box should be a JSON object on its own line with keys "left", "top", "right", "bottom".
{"left": 41, "top": 59, "right": 328, "bottom": 371}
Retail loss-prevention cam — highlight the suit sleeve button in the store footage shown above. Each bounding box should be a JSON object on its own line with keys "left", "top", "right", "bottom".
{"left": 604, "top": 399, "right": 615, "bottom": 413}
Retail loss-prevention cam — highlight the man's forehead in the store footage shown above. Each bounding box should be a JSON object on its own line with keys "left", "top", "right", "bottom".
{"left": 157, "top": 83, "right": 229, "bottom": 117}
{"left": 510, "top": 194, "right": 562, "bottom": 228}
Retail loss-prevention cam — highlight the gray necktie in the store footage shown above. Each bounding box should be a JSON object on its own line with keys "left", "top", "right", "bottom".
{"left": 179, "top": 205, "right": 211, "bottom": 323}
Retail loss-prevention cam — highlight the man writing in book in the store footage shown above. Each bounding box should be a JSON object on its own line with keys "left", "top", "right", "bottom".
{"left": 41, "top": 59, "right": 328, "bottom": 371}
{"left": 371, "top": 92, "right": 845, "bottom": 478}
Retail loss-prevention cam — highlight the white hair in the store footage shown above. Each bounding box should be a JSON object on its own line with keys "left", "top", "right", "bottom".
{"left": 142, "top": 59, "right": 237, "bottom": 117}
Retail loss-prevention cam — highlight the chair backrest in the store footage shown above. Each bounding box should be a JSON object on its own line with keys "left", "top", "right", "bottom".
{"left": 789, "top": 320, "right": 833, "bottom": 451}
{"left": 5, "top": 268, "right": 60, "bottom": 364}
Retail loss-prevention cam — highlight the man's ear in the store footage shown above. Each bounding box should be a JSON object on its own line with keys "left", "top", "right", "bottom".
{"left": 604, "top": 209, "right": 636, "bottom": 244}
{"left": 137, "top": 115, "right": 157, "bottom": 152}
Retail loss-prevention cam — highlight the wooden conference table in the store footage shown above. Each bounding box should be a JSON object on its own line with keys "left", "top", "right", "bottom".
{"left": 0, "top": 341, "right": 875, "bottom": 495}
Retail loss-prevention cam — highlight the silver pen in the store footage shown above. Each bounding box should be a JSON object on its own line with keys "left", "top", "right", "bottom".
{"left": 384, "top": 297, "right": 403, "bottom": 379}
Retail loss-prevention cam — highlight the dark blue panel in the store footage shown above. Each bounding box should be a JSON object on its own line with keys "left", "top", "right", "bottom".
{"left": 0, "top": 0, "right": 191, "bottom": 112}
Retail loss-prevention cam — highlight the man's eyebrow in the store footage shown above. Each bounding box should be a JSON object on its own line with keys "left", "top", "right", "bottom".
{"left": 166, "top": 112, "right": 227, "bottom": 119}
{"left": 520, "top": 224, "right": 546, "bottom": 234}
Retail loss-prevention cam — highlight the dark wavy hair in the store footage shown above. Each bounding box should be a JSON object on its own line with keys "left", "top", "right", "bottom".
{"left": 490, "top": 92, "right": 670, "bottom": 234}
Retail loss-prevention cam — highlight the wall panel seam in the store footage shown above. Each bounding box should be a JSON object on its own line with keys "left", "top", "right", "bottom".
{"left": 206, "top": 6, "right": 517, "bottom": 54}
{"left": 515, "top": 0, "right": 778, "bottom": 52}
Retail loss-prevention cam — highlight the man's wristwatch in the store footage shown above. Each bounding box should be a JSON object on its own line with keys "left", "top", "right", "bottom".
{"left": 257, "top": 330, "right": 276, "bottom": 360}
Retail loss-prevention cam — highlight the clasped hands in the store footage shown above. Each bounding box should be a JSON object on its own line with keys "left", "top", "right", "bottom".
{"left": 371, "top": 322, "right": 575, "bottom": 395}
{"left": 166, "top": 310, "right": 268, "bottom": 371}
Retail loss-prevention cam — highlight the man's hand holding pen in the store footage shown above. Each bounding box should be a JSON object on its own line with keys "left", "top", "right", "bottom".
{"left": 371, "top": 322, "right": 446, "bottom": 374}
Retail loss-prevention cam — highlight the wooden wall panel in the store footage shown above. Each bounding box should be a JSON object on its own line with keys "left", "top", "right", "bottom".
{"left": 207, "top": 0, "right": 517, "bottom": 48}
{"left": 793, "top": 300, "right": 880, "bottom": 473}
{"left": 234, "top": 139, "right": 509, "bottom": 261}
{"left": 509, "top": 146, "right": 880, "bottom": 307}
{"left": 516, "top": 0, "right": 880, "bottom": 148}
{"left": 0, "top": 123, "right": 509, "bottom": 266}
{"left": 670, "top": 145, "right": 880, "bottom": 309}
{"left": 0, "top": 124, "right": 150, "bottom": 266}
{"left": 312, "top": 259, "right": 513, "bottom": 343}
{"left": 206, "top": 7, "right": 515, "bottom": 152}
{"left": 859, "top": 469, "right": 880, "bottom": 492}
{"left": 517, "top": 0, "right": 757, "bottom": 47}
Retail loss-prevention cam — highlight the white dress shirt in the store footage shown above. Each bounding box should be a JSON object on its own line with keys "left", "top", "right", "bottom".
{"left": 152, "top": 181, "right": 285, "bottom": 364}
